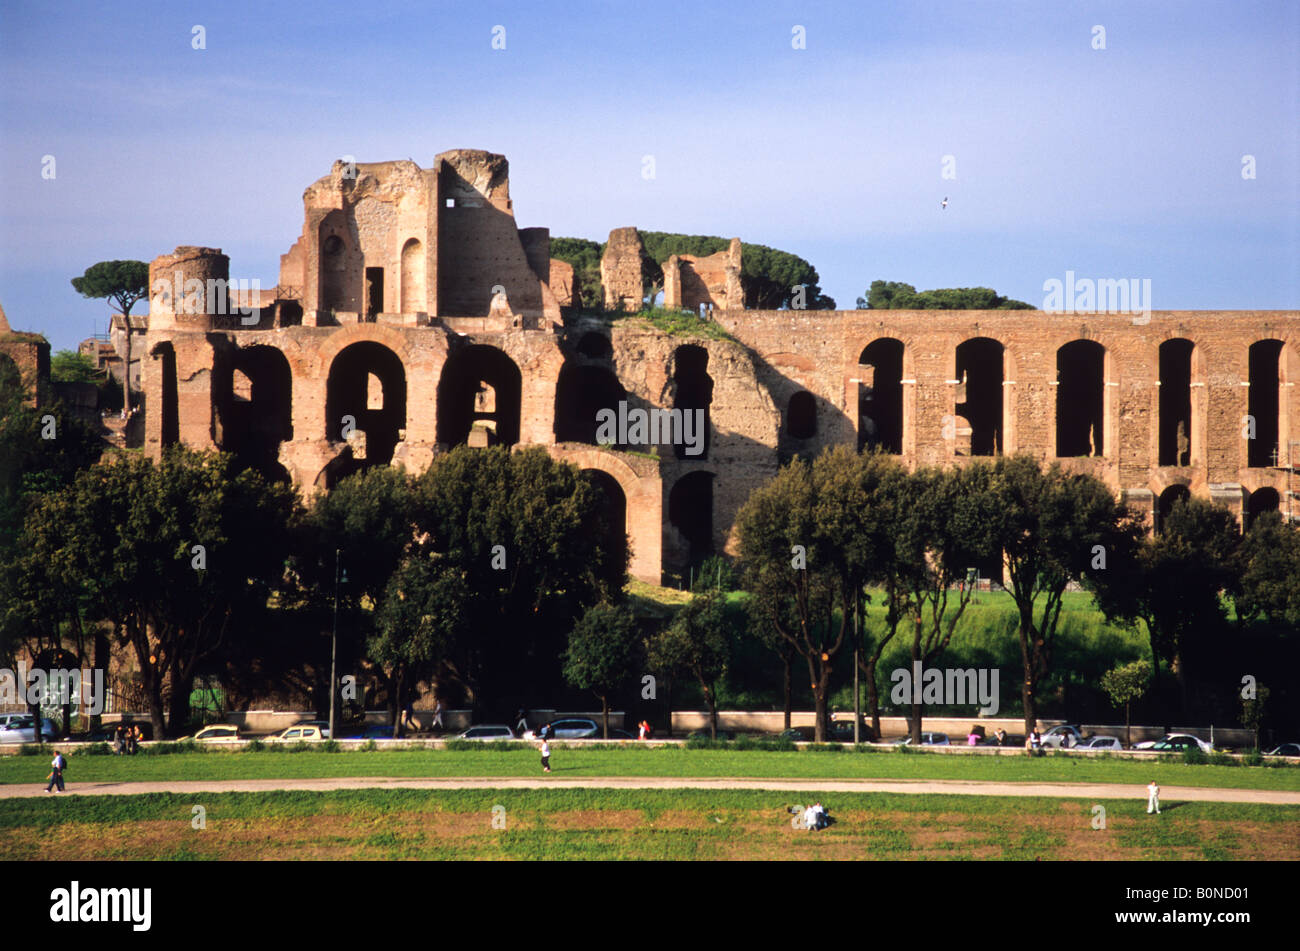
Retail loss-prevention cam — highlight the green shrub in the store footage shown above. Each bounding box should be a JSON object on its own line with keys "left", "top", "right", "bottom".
{"left": 806, "top": 742, "right": 843, "bottom": 753}
{"left": 319, "top": 740, "right": 340, "bottom": 753}
{"left": 18, "top": 744, "right": 45, "bottom": 756}
{"left": 444, "top": 739, "right": 477, "bottom": 752}
{"left": 1182, "top": 747, "right": 1208, "bottom": 766}
{"left": 80, "top": 742, "right": 113, "bottom": 756}
{"left": 1207, "top": 751, "right": 1236, "bottom": 767}
{"left": 731, "top": 735, "right": 755, "bottom": 751}
{"left": 244, "top": 739, "right": 265, "bottom": 753}
{"left": 286, "top": 741, "right": 314, "bottom": 753}
{"left": 1242, "top": 749, "right": 1263, "bottom": 767}
{"left": 359, "top": 739, "right": 378, "bottom": 753}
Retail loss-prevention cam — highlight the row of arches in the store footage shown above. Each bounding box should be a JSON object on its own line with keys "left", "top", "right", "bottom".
{"left": 1156, "top": 483, "right": 1282, "bottom": 532}
{"left": 832, "top": 336, "right": 1293, "bottom": 466}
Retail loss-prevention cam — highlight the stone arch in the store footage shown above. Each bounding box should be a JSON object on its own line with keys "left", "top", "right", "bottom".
{"left": 554, "top": 363, "right": 626, "bottom": 446}
{"left": 324, "top": 341, "right": 406, "bottom": 483}
{"left": 584, "top": 468, "right": 629, "bottom": 575}
{"left": 400, "top": 238, "right": 424, "bottom": 314}
{"left": 214, "top": 344, "right": 293, "bottom": 482}
{"left": 437, "top": 344, "right": 522, "bottom": 447}
{"left": 1155, "top": 483, "right": 1191, "bottom": 534}
{"left": 1055, "top": 339, "right": 1107, "bottom": 457}
{"left": 149, "top": 340, "right": 179, "bottom": 448}
{"left": 576, "top": 331, "right": 612, "bottom": 359}
{"left": 1158, "top": 338, "right": 1199, "bottom": 467}
{"left": 857, "top": 338, "right": 904, "bottom": 453}
{"left": 955, "top": 337, "right": 1005, "bottom": 456}
{"left": 318, "top": 212, "right": 360, "bottom": 316}
{"left": 672, "top": 345, "right": 713, "bottom": 461}
{"left": 1245, "top": 486, "right": 1280, "bottom": 529}
{"left": 786, "top": 390, "right": 817, "bottom": 440}
{"left": 668, "top": 470, "right": 715, "bottom": 570}
{"left": 1247, "top": 339, "right": 1285, "bottom": 468}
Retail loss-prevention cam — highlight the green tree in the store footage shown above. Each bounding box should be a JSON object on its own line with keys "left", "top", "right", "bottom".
{"left": 50, "top": 350, "right": 102, "bottom": 384}
{"left": 649, "top": 592, "right": 732, "bottom": 738}
{"left": 71, "top": 261, "right": 148, "bottom": 416}
{"left": 1099, "top": 658, "right": 1152, "bottom": 748}
{"left": 563, "top": 601, "right": 640, "bottom": 738}
{"left": 988, "top": 455, "right": 1145, "bottom": 737}
{"left": 1090, "top": 497, "right": 1240, "bottom": 719}
{"left": 856, "top": 279, "right": 1033, "bottom": 310}
{"left": 17, "top": 449, "right": 297, "bottom": 737}
{"left": 410, "top": 446, "right": 626, "bottom": 710}
{"left": 894, "top": 463, "right": 1002, "bottom": 743}
{"left": 1235, "top": 512, "right": 1300, "bottom": 626}
{"left": 1239, "top": 684, "right": 1270, "bottom": 751}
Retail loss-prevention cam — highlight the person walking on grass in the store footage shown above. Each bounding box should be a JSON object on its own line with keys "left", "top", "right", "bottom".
{"left": 540, "top": 737, "right": 552, "bottom": 773}
{"left": 1147, "top": 780, "right": 1161, "bottom": 815}
{"left": 45, "top": 751, "right": 67, "bottom": 793}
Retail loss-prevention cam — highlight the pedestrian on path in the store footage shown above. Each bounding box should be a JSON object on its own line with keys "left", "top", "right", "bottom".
{"left": 431, "top": 697, "right": 444, "bottom": 735}
{"left": 638, "top": 719, "right": 651, "bottom": 740}
{"left": 45, "top": 751, "right": 67, "bottom": 793}
{"left": 1147, "top": 780, "right": 1161, "bottom": 814}
{"left": 540, "top": 738, "right": 551, "bottom": 773}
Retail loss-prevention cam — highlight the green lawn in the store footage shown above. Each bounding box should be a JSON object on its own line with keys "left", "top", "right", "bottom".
{"left": 2, "top": 745, "right": 1296, "bottom": 790}
{"left": 2, "top": 788, "right": 1294, "bottom": 860}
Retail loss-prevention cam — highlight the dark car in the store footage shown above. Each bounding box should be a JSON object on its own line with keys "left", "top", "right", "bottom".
{"left": 1265, "top": 743, "right": 1300, "bottom": 757}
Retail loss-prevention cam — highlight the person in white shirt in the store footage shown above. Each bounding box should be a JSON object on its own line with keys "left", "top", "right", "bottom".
{"left": 45, "top": 752, "right": 66, "bottom": 793}
{"left": 1147, "top": 781, "right": 1161, "bottom": 814}
{"left": 540, "top": 739, "right": 551, "bottom": 773}
{"left": 803, "top": 804, "right": 818, "bottom": 831}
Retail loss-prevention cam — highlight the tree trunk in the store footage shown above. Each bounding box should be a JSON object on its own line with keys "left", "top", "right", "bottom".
{"left": 782, "top": 654, "right": 792, "bottom": 731}
{"left": 122, "top": 317, "right": 133, "bottom": 418}
{"left": 601, "top": 694, "right": 609, "bottom": 739}
{"left": 865, "top": 656, "right": 881, "bottom": 738}
{"left": 92, "top": 630, "right": 110, "bottom": 732}
{"left": 1125, "top": 701, "right": 1131, "bottom": 749}
{"left": 705, "top": 684, "right": 717, "bottom": 739}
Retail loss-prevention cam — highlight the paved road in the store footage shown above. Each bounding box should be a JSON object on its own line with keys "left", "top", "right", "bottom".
{"left": 2, "top": 776, "right": 1297, "bottom": 804}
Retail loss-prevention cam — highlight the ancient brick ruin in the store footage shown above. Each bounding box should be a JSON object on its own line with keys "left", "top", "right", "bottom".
{"left": 127, "top": 149, "right": 1300, "bottom": 584}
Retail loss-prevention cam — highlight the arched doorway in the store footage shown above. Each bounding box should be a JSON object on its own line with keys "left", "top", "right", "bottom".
{"left": 1245, "top": 487, "right": 1280, "bottom": 529}
{"left": 1156, "top": 484, "right": 1191, "bottom": 534}
{"left": 215, "top": 345, "right": 293, "bottom": 482}
{"left": 325, "top": 342, "right": 406, "bottom": 481}
{"left": 1056, "top": 340, "right": 1105, "bottom": 457}
{"left": 857, "top": 338, "right": 903, "bottom": 453}
{"left": 584, "top": 469, "right": 629, "bottom": 571}
{"left": 436, "top": 344, "right": 522, "bottom": 447}
{"left": 955, "top": 337, "right": 1004, "bottom": 456}
{"left": 555, "top": 364, "right": 626, "bottom": 446}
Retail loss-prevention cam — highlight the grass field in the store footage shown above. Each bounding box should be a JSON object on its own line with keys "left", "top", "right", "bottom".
{"left": 2, "top": 788, "right": 1295, "bottom": 860}
{"left": 1, "top": 745, "right": 1296, "bottom": 790}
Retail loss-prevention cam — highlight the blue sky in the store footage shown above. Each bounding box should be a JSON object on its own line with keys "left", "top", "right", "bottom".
{"left": 1, "top": 0, "right": 1296, "bottom": 352}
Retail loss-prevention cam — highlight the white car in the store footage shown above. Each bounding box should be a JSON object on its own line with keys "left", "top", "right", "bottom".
{"left": 0, "top": 716, "right": 60, "bottom": 743}
{"left": 1040, "top": 725, "right": 1085, "bottom": 748}
{"left": 457, "top": 724, "right": 517, "bottom": 741}
{"left": 1134, "top": 733, "right": 1213, "bottom": 753}
{"left": 264, "top": 725, "right": 326, "bottom": 742}
{"left": 183, "top": 724, "right": 243, "bottom": 743}
{"left": 1073, "top": 735, "right": 1124, "bottom": 751}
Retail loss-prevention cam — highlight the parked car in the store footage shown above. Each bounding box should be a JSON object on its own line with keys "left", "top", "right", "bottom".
{"left": 1040, "top": 725, "right": 1085, "bottom": 748}
{"left": 1264, "top": 743, "right": 1300, "bottom": 757}
{"left": 777, "top": 727, "right": 813, "bottom": 742}
{"left": 0, "top": 716, "right": 60, "bottom": 743}
{"left": 184, "top": 724, "right": 242, "bottom": 743}
{"left": 457, "top": 724, "right": 518, "bottom": 741}
{"left": 891, "top": 732, "right": 950, "bottom": 746}
{"left": 1135, "top": 733, "right": 1213, "bottom": 753}
{"left": 265, "top": 725, "right": 326, "bottom": 742}
{"left": 524, "top": 717, "right": 601, "bottom": 740}
{"left": 1073, "top": 735, "right": 1124, "bottom": 751}
{"left": 292, "top": 719, "right": 332, "bottom": 739}
{"left": 346, "top": 724, "right": 401, "bottom": 740}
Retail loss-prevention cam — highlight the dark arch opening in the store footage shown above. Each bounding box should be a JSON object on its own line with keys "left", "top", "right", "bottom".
{"left": 1248, "top": 340, "right": 1283, "bottom": 468}
{"left": 436, "top": 344, "right": 522, "bottom": 447}
{"left": 669, "top": 471, "right": 714, "bottom": 570}
{"left": 858, "top": 338, "right": 903, "bottom": 453}
{"left": 1156, "top": 484, "right": 1191, "bottom": 534}
{"left": 584, "top": 469, "right": 628, "bottom": 571}
{"left": 554, "top": 364, "right": 626, "bottom": 446}
{"left": 787, "top": 390, "right": 817, "bottom": 440}
{"left": 1245, "top": 487, "right": 1280, "bottom": 529}
{"left": 956, "top": 337, "right": 1004, "bottom": 456}
{"left": 1159, "top": 339, "right": 1194, "bottom": 466}
{"left": 215, "top": 345, "right": 293, "bottom": 483}
{"left": 151, "top": 342, "right": 179, "bottom": 448}
{"left": 325, "top": 342, "right": 406, "bottom": 482}
{"left": 1056, "top": 340, "right": 1105, "bottom": 457}
{"left": 672, "top": 345, "right": 713, "bottom": 461}
{"left": 576, "top": 332, "right": 612, "bottom": 359}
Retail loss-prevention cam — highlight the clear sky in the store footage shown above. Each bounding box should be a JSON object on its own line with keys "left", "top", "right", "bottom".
{"left": 1, "top": 0, "right": 1296, "bottom": 352}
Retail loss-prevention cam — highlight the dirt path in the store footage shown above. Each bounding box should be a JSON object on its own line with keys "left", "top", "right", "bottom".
{"left": 3, "top": 776, "right": 1298, "bottom": 804}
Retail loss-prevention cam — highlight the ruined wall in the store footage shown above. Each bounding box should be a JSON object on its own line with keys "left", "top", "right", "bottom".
{"left": 600, "top": 227, "right": 644, "bottom": 312}
{"left": 719, "top": 308, "right": 1300, "bottom": 522}
{"left": 663, "top": 238, "right": 745, "bottom": 312}
{"left": 548, "top": 259, "right": 578, "bottom": 309}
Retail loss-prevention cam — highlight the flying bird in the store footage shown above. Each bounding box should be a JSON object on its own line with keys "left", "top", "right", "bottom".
{"left": 940, "top": 196, "right": 949, "bottom": 209}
